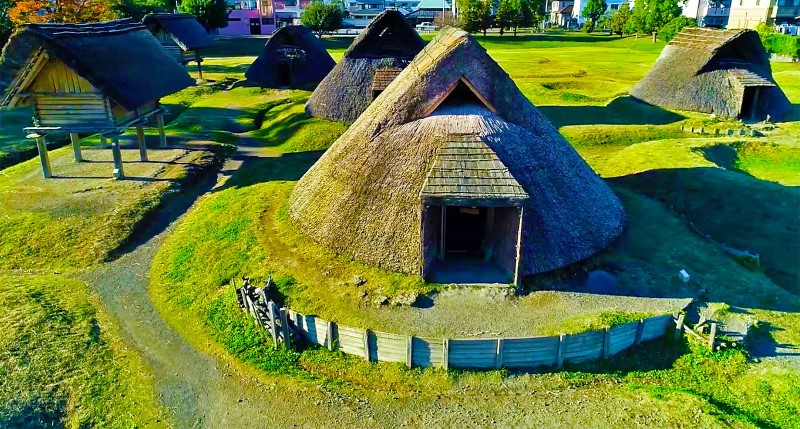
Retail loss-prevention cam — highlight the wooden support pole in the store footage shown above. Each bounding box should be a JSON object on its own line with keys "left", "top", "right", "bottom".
{"left": 196, "top": 54, "right": 204, "bottom": 81}
{"left": 279, "top": 307, "right": 291, "bottom": 349}
{"left": 363, "top": 329, "right": 371, "bottom": 361}
{"left": 634, "top": 319, "right": 645, "bottom": 345}
{"left": 709, "top": 322, "right": 717, "bottom": 351}
{"left": 442, "top": 338, "right": 449, "bottom": 370}
{"left": 156, "top": 112, "right": 167, "bottom": 148}
{"left": 603, "top": 327, "right": 611, "bottom": 359}
{"left": 556, "top": 334, "right": 566, "bottom": 369}
{"left": 406, "top": 336, "right": 413, "bottom": 368}
{"left": 32, "top": 134, "right": 52, "bottom": 178}
{"left": 136, "top": 125, "right": 147, "bottom": 162}
{"left": 674, "top": 314, "right": 686, "bottom": 341}
{"left": 496, "top": 338, "right": 504, "bottom": 369}
{"left": 69, "top": 133, "right": 82, "bottom": 162}
{"left": 110, "top": 136, "right": 124, "bottom": 179}
{"left": 100, "top": 134, "right": 108, "bottom": 149}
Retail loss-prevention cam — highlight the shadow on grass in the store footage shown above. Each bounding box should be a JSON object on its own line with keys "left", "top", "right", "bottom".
{"left": 540, "top": 97, "right": 685, "bottom": 127}
{"left": 746, "top": 320, "right": 800, "bottom": 358}
{"left": 0, "top": 396, "right": 66, "bottom": 429}
{"left": 219, "top": 150, "right": 323, "bottom": 191}
{"left": 474, "top": 32, "right": 623, "bottom": 45}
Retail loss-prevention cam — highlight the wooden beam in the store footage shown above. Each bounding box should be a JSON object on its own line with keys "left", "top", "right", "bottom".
{"left": 513, "top": 206, "right": 524, "bottom": 288}
{"left": 110, "top": 135, "right": 124, "bottom": 179}
{"left": 30, "top": 134, "right": 52, "bottom": 178}
{"left": 155, "top": 112, "right": 167, "bottom": 148}
{"left": 136, "top": 125, "right": 147, "bottom": 162}
{"left": 69, "top": 133, "right": 82, "bottom": 162}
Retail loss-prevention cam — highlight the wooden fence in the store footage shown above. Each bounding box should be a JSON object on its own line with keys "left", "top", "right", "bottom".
{"left": 235, "top": 279, "right": 678, "bottom": 370}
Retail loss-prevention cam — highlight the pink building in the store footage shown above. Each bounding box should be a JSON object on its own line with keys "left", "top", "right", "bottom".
{"left": 220, "top": 0, "right": 311, "bottom": 35}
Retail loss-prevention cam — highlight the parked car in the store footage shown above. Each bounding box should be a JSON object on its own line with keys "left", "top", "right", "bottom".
{"left": 416, "top": 22, "right": 437, "bottom": 31}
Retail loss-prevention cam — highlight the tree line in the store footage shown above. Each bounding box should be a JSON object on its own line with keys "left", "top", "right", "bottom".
{"left": 603, "top": 0, "right": 695, "bottom": 41}
{"left": 456, "top": 0, "right": 545, "bottom": 36}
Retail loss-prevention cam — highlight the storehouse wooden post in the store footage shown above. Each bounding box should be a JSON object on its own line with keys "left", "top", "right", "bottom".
{"left": 30, "top": 133, "right": 51, "bottom": 178}
{"left": 69, "top": 133, "right": 82, "bottom": 162}
{"left": 110, "top": 135, "right": 125, "bottom": 179}
{"left": 156, "top": 112, "right": 167, "bottom": 148}
{"left": 136, "top": 125, "right": 148, "bottom": 162}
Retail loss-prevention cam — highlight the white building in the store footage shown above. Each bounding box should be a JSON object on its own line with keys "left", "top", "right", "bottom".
{"left": 682, "top": 0, "right": 732, "bottom": 27}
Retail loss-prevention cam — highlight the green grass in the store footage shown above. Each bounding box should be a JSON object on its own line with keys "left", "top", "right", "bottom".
{"left": 0, "top": 274, "right": 169, "bottom": 428}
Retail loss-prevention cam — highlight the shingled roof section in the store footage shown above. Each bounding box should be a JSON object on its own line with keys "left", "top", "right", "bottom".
{"left": 0, "top": 20, "right": 194, "bottom": 110}
{"left": 420, "top": 133, "right": 529, "bottom": 206}
{"left": 142, "top": 13, "right": 215, "bottom": 51}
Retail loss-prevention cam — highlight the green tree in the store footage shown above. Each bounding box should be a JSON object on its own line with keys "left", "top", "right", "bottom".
{"left": 624, "top": 0, "right": 679, "bottom": 36}
{"left": 1, "top": 0, "right": 14, "bottom": 48}
{"left": 495, "top": 0, "right": 518, "bottom": 36}
{"left": 609, "top": 3, "right": 631, "bottom": 36}
{"left": 581, "top": 0, "right": 607, "bottom": 32}
{"left": 657, "top": 15, "right": 694, "bottom": 42}
{"left": 115, "top": 0, "right": 168, "bottom": 20}
{"left": 456, "top": 0, "right": 492, "bottom": 35}
{"left": 301, "top": 1, "right": 343, "bottom": 37}
{"left": 179, "top": 0, "right": 228, "bottom": 31}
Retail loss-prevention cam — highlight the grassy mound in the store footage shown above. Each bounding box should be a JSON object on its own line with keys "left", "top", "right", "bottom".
{"left": 0, "top": 274, "right": 168, "bottom": 427}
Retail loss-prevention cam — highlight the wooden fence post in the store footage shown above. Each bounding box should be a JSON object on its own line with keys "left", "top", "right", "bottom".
{"left": 556, "top": 334, "right": 566, "bottom": 369}
{"left": 634, "top": 319, "right": 645, "bottom": 345}
{"left": 674, "top": 314, "right": 685, "bottom": 341}
{"left": 603, "top": 328, "right": 611, "bottom": 359}
{"left": 268, "top": 302, "right": 278, "bottom": 348}
{"left": 709, "top": 322, "right": 717, "bottom": 351}
{"left": 363, "top": 329, "right": 371, "bottom": 361}
{"left": 406, "top": 336, "right": 413, "bottom": 368}
{"left": 279, "top": 308, "right": 291, "bottom": 349}
{"left": 496, "top": 339, "right": 504, "bottom": 369}
{"left": 326, "top": 321, "right": 335, "bottom": 351}
{"left": 442, "top": 338, "right": 449, "bottom": 370}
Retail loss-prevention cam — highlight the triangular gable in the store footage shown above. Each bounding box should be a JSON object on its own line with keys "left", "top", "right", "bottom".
{"left": 2, "top": 49, "right": 48, "bottom": 107}
{"left": 346, "top": 10, "right": 425, "bottom": 59}
{"left": 423, "top": 76, "right": 497, "bottom": 116}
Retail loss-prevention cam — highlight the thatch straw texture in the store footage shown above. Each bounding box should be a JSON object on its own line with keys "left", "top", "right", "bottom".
{"left": 631, "top": 28, "right": 791, "bottom": 119}
{"left": 0, "top": 20, "right": 194, "bottom": 110}
{"left": 245, "top": 25, "right": 335, "bottom": 88}
{"left": 306, "top": 10, "right": 425, "bottom": 124}
{"left": 290, "top": 28, "right": 625, "bottom": 278}
{"left": 142, "top": 13, "right": 215, "bottom": 51}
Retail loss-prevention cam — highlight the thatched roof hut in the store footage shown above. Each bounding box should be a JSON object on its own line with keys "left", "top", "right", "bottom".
{"left": 245, "top": 25, "right": 335, "bottom": 88}
{"left": 0, "top": 20, "right": 194, "bottom": 178}
{"left": 289, "top": 28, "right": 625, "bottom": 285}
{"left": 142, "top": 13, "right": 214, "bottom": 75}
{"left": 305, "top": 10, "right": 426, "bottom": 124}
{"left": 631, "top": 28, "right": 791, "bottom": 120}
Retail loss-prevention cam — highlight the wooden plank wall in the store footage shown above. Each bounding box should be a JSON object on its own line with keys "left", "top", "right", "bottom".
{"left": 30, "top": 60, "right": 97, "bottom": 94}
{"left": 35, "top": 95, "right": 112, "bottom": 128}
{"left": 287, "top": 311, "right": 677, "bottom": 371}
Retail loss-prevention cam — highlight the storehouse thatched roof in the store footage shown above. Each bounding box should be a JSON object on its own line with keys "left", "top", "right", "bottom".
{"left": 289, "top": 27, "right": 626, "bottom": 278}
{"left": 245, "top": 25, "right": 335, "bottom": 88}
{"left": 631, "top": 28, "right": 791, "bottom": 119}
{"left": 0, "top": 20, "right": 194, "bottom": 110}
{"left": 306, "top": 10, "right": 426, "bottom": 124}
{"left": 142, "top": 13, "right": 215, "bottom": 51}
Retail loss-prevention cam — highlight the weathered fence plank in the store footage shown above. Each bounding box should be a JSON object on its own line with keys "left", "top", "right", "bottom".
{"left": 501, "top": 337, "right": 560, "bottom": 368}
{"left": 448, "top": 339, "right": 497, "bottom": 369}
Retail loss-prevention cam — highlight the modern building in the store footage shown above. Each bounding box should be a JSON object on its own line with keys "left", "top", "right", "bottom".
{"left": 682, "top": 0, "right": 731, "bottom": 27}
{"left": 726, "top": 0, "right": 799, "bottom": 28}
{"left": 549, "top": 0, "right": 575, "bottom": 27}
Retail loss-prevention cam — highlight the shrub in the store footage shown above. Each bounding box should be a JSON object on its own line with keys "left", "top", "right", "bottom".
{"left": 755, "top": 23, "right": 800, "bottom": 57}
{"left": 657, "top": 16, "right": 695, "bottom": 42}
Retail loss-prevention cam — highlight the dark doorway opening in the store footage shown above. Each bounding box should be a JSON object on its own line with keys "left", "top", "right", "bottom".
{"left": 277, "top": 63, "right": 292, "bottom": 86}
{"left": 741, "top": 86, "right": 762, "bottom": 120}
{"left": 249, "top": 18, "right": 262, "bottom": 35}
{"left": 445, "top": 206, "right": 486, "bottom": 259}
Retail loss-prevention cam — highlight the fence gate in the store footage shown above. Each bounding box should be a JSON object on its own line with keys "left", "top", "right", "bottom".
{"left": 234, "top": 277, "right": 296, "bottom": 349}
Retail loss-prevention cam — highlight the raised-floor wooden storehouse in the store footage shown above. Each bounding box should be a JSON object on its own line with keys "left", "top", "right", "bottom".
{"left": 0, "top": 21, "right": 194, "bottom": 178}
{"left": 306, "top": 10, "right": 426, "bottom": 124}
{"left": 142, "top": 13, "right": 215, "bottom": 80}
{"left": 631, "top": 28, "right": 791, "bottom": 120}
{"left": 289, "top": 28, "right": 626, "bottom": 285}
{"left": 245, "top": 25, "right": 335, "bottom": 88}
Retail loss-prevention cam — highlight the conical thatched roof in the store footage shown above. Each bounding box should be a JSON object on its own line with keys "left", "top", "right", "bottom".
{"left": 0, "top": 20, "right": 194, "bottom": 110}
{"left": 306, "top": 10, "right": 426, "bottom": 124}
{"left": 245, "top": 25, "right": 335, "bottom": 88}
{"left": 142, "top": 13, "right": 215, "bottom": 51}
{"left": 290, "top": 28, "right": 626, "bottom": 279}
{"left": 631, "top": 28, "right": 791, "bottom": 120}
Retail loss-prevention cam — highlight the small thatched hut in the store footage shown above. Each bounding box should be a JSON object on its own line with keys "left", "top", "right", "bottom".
{"left": 631, "top": 28, "right": 791, "bottom": 120}
{"left": 142, "top": 13, "right": 215, "bottom": 79}
{"left": 305, "top": 10, "right": 426, "bottom": 124}
{"left": 0, "top": 21, "right": 194, "bottom": 178}
{"left": 289, "top": 28, "right": 626, "bottom": 285}
{"left": 245, "top": 25, "right": 335, "bottom": 88}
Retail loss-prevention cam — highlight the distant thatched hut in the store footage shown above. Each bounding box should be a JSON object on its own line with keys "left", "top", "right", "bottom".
{"left": 0, "top": 21, "right": 194, "bottom": 178}
{"left": 631, "top": 28, "right": 791, "bottom": 120}
{"left": 306, "top": 10, "right": 425, "bottom": 124}
{"left": 245, "top": 25, "right": 335, "bottom": 88}
{"left": 142, "top": 13, "right": 215, "bottom": 79}
{"left": 290, "top": 28, "right": 625, "bottom": 285}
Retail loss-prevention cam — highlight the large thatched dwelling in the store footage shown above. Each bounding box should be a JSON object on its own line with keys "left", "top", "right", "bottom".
{"left": 0, "top": 21, "right": 194, "bottom": 178}
{"left": 289, "top": 28, "right": 626, "bottom": 285}
{"left": 631, "top": 28, "right": 791, "bottom": 120}
{"left": 305, "top": 10, "right": 426, "bottom": 124}
{"left": 142, "top": 13, "right": 215, "bottom": 79}
{"left": 245, "top": 25, "right": 335, "bottom": 88}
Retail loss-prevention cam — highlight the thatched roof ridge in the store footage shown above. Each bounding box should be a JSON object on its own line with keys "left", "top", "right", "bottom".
{"left": 631, "top": 28, "right": 791, "bottom": 119}
{"left": 0, "top": 21, "right": 194, "bottom": 110}
{"left": 305, "top": 10, "right": 425, "bottom": 123}
{"left": 245, "top": 25, "right": 335, "bottom": 88}
{"left": 290, "top": 27, "right": 626, "bottom": 277}
{"left": 142, "top": 13, "right": 215, "bottom": 50}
